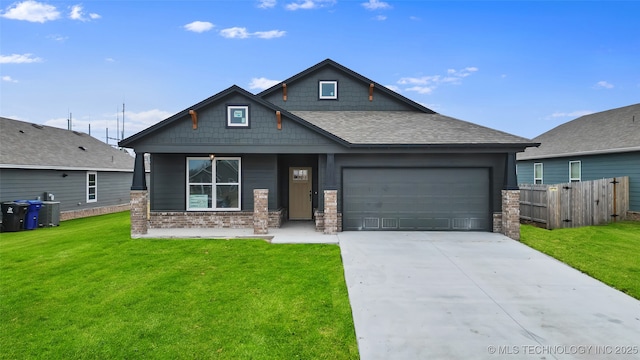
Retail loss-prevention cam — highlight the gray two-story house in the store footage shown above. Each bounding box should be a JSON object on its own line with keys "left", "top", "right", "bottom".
{"left": 120, "top": 59, "right": 537, "bottom": 237}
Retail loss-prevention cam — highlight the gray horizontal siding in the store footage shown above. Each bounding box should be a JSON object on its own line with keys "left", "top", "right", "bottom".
{"left": 517, "top": 151, "right": 640, "bottom": 210}
{"left": 262, "top": 67, "right": 416, "bottom": 112}
{"left": 0, "top": 168, "right": 131, "bottom": 212}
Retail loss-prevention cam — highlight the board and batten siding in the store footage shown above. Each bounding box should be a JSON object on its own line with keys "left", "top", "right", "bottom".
{"left": 0, "top": 168, "right": 132, "bottom": 212}
{"left": 150, "top": 154, "right": 278, "bottom": 212}
{"left": 517, "top": 151, "right": 640, "bottom": 211}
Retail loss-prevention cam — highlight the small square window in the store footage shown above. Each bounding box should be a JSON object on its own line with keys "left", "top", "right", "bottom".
{"left": 319, "top": 81, "right": 338, "bottom": 99}
{"left": 227, "top": 105, "right": 249, "bottom": 127}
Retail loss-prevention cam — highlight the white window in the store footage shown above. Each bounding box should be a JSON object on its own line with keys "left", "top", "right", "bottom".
{"left": 319, "top": 80, "right": 338, "bottom": 99}
{"left": 227, "top": 105, "right": 249, "bottom": 127}
{"left": 87, "top": 172, "right": 97, "bottom": 203}
{"left": 187, "top": 157, "right": 241, "bottom": 210}
{"left": 569, "top": 161, "right": 581, "bottom": 182}
{"left": 534, "top": 163, "right": 543, "bottom": 184}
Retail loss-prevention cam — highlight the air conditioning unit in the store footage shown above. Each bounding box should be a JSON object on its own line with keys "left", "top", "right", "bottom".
{"left": 39, "top": 201, "right": 60, "bottom": 227}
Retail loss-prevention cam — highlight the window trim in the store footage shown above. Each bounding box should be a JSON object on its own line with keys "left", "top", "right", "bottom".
{"left": 186, "top": 157, "right": 241, "bottom": 211}
{"left": 318, "top": 80, "right": 338, "bottom": 100}
{"left": 533, "top": 163, "right": 543, "bottom": 184}
{"left": 226, "top": 105, "right": 250, "bottom": 128}
{"left": 569, "top": 160, "right": 581, "bottom": 182}
{"left": 87, "top": 171, "right": 97, "bottom": 203}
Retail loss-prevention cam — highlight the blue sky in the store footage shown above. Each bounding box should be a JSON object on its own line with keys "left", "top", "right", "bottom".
{"left": 1, "top": 0, "right": 639, "bottom": 144}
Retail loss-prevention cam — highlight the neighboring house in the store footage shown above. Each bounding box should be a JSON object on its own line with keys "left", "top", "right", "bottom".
{"left": 120, "top": 59, "right": 537, "bottom": 237}
{"left": 517, "top": 103, "right": 640, "bottom": 212}
{"left": 0, "top": 117, "right": 135, "bottom": 221}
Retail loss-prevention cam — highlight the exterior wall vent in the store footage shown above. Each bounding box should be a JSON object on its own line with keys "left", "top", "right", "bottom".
{"left": 31, "top": 124, "right": 44, "bottom": 129}
{"left": 78, "top": 146, "right": 87, "bottom": 151}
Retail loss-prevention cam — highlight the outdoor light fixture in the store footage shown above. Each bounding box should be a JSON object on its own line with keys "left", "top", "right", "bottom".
{"left": 209, "top": 154, "right": 215, "bottom": 160}
{"left": 62, "top": 173, "right": 68, "bottom": 178}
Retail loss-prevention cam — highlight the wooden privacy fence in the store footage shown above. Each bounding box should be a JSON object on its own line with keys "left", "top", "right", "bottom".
{"left": 519, "top": 177, "right": 629, "bottom": 229}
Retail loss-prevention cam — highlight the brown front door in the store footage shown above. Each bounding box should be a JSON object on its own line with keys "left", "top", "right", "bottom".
{"left": 289, "top": 167, "right": 312, "bottom": 220}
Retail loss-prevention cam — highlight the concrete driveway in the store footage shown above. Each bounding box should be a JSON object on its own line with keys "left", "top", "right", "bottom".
{"left": 338, "top": 232, "right": 640, "bottom": 360}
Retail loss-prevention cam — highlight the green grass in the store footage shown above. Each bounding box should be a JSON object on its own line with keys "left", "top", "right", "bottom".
{"left": 0, "top": 212, "right": 358, "bottom": 359}
{"left": 521, "top": 221, "right": 640, "bottom": 300}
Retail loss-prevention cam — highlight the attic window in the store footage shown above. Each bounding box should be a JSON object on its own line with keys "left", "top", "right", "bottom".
{"left": 227, "top": 105, "right": 250, "bottom": 128}
{"left": 78, "top": 146, "right": 87, "bottom": 151}
{"left": 319, "top": 80, "right": 338, "bottom": 100}
{"left": 31, "top": 124, "right": 44, "bottom": 129}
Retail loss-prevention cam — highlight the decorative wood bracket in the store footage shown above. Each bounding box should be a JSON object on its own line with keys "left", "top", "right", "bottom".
{"left": 276, "top": 111, "right": 282, "bottom": 130}
{"left": 369, "top": 83, "right": 374, "bottom": 101}
{"left": 282, "top": 83, "right": 287, "bottom": 101}
{"left": 189, "top": 110, "right": 198, "bottom": 129}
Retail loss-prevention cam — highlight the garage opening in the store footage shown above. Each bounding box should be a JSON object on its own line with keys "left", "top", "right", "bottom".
{"left": 342, "top": 168, "right": 490, "bottom": 231}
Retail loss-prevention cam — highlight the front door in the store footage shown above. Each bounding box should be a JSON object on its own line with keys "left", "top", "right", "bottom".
{"left": 289, "top": 167, "right": 312, "bottom": 220}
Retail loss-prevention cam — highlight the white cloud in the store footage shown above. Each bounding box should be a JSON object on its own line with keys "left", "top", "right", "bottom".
{"left": 184, "top": 21, "right": 215, "bottom": 33}
{"left": 47, "top": 34, "right": 68, "bottom": 42}
{"left": 220, "top": 27, "right": 250, "bottom": 39}
{"left": 362, "top": 0, "right": 391, "bottom": 10}
{"left": 220, "top": 27, "right": 286, "bottom": 39}
{"left": 254, "top": 30, "right": 286, "bottom": 39}
{"left": 0, "top": 53, "right": 43, "bottom": 64}
{"left": 125, "top": 109, "right": 173, "bottom": 134}
{"left": 285, "top": 0, "right": 335, "bottom": 11}
{"left": 409, "top": 16, "right": 421, "bottom": 21}
{"left": 68, "top": 4, "right": 99, "bottom": 21}
{"left": 384, "top": 85, "right": 400, "bottom": 92}
{"left": 249, "top": 77, "right": 281, "bottom": 90}
{"left": 374, "top": 15, "right": 387, "bottom": 21}
{"left": 258, "top": 0, "right": 277, "bottom": 8}
{"left": 2, "top": 75, "right": 18, "bottom": 83}
{"left": 1, "top": 0, "right": 60, "bottom": 22}
{"left": 399, "top": 66, "right": 478, "bottom": 94}
{"left": 550, "top": 110, "right": 594, "bottom": 118}
{"left": 105, "top": 58, "right": 115, "bottom": 63}
{"left": 594, "top": 80, "right": 614, "bottom": 89}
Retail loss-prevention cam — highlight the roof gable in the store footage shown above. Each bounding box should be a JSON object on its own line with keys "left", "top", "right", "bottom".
{"left": 0, "top": 117, "right": 134, "bottom": 171}
{"left": 258, "top": 59, "right": 435, "bottom": 113}
{"left": 518, "top": 103, "right": 640, "bottom": 160}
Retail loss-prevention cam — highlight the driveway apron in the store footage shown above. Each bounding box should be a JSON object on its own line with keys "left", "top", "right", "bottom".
{"left": 338, "top": 232, "right": 640, "bottom": 360}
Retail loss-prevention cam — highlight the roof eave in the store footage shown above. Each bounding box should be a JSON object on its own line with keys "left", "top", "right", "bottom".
{"left": 517, "top": 146, "right": 640, "bottom": 161}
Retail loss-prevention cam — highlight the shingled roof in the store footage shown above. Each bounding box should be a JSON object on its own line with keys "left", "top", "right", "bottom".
{"left": 1, "top": 117, "right": 134, "bottom": 171}
{"left": 517, "top": 103, "right": 640, "bottom": 160}
{"left": 292, "top": 111, "right": 534, "bottom": 146}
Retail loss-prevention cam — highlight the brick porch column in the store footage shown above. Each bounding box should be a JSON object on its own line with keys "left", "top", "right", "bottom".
{"left": 253, "top": 189, "right": 269, "bottom": 235}
{"left": 130, "top": 190, "right": 148, "bottom": 238}
{"left": 324, "top": 190, "right": 338, "bottom": 234}
{"left": 502, "top": 190, "right": 520, "bottom": 240}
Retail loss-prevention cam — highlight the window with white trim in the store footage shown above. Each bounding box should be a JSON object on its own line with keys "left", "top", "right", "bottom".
{"left": 227, "top": 105, "right": 249, "bottom": 127}
{"left": 187, "top": 157, "right": 241, "bottom": 210}
{"left": 87, "top": 171, "right": 97, "bottom": 203}
{"left": 319, "top": 80, "right": 338, "bottom": 99}
{"left": 534, "top": 163, "right": 543, "bottom": 184}
{"left": 569, "top": 161, "right": 581, "bottom": 182}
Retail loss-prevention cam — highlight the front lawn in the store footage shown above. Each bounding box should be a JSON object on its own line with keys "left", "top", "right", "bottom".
{"left": 0, "top": 212, "right": 358, "bottom": 359}
{"left": 521, "top": 221, "right": 640, "bottom": 300}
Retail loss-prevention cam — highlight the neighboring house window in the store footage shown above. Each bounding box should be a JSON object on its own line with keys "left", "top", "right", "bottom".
{"left": 227, "top": 105, "right": 249, "bottom": 127}
{"left": 87, "top": 172, "right": 97, "bottom": 203}
{"left": 319, "top": 80, "right": 338, "bottom": 99}
{"left": 569, "top": 161, "right": 581, "bottom": 182}
{"left": 187, "top": 157, "right": 241, "bottom": 210}
{"left": 534, "top": 163, "right": 543, "bottom": 184}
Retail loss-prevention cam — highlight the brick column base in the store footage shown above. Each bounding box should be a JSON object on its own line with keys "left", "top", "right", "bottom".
{"left": 324, "top": 190, "right": 338, "bottom": 234}
{"left": 130, "top": 190, "right": 148, "bottom": 238}
{"left": 502, "top": 190, "right": 520, "bottom": 240}
{"left": 253, "top": 189, "right": 269, "bottom": 235}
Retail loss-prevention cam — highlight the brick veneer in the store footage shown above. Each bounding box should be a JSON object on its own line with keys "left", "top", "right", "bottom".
{"left": 130, "top": 190, "right": 148, "bottom": 237}
{"left": 627, "top": 211, "right": 640, "bottom": 222}
{"left": 253, "top": 189, "right": 269, "bottom": 235}
{"left": 502, "top": 190, "right": 520, "bottom": 240}
{"left": 323, "top": 190, "right": 338, "bottom": 234}
{"left": 314, "top": 209, "right": 342, "bottom": 232}
{"left": 492, "top": 212, "right": 503, "bottom": 234}
{"left": 148, "top": 209, "right": 284, "bottom": 229}
{"left": 60, "top": 203, "right": 130, "bottom": 221}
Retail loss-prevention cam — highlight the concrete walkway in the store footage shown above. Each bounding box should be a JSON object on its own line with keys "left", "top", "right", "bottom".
{"left": 338, "top": 231, "right": 640, "bottom": 360}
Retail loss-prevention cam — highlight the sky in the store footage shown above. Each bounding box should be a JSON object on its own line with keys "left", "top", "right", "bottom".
{"left": 1, "top": 0, "right": 639, "bottom": 145}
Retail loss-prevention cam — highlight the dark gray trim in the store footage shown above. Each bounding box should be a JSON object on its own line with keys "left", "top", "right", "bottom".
{"left": 131, "top": 153, "right": 147, "bottom": 190}
{"left": 325, "top": 153, "right": 336, "bottom": 190}
{"left": 503, "top": 152, "right": 519, "bottom": 190}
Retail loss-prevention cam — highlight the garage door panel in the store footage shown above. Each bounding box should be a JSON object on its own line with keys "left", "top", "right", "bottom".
{"left": 343, "top": 168, "right": 490, "bottom": 231}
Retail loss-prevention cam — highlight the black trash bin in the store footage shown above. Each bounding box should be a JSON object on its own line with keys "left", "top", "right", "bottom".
{"left": 15, "top": 200, "right": 43, "bottom": 230}
{"left": 1, "top": 202, "right": 28, "bottom": 232}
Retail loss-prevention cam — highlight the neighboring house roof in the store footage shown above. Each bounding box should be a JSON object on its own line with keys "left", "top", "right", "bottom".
{"left": 0, "top": 117, "right": 135, "bottom": 171}
{"left": 293, "top": 111, "right": 534, "bottom": 146}
{"left": 518, "top": 103, "right": 640, "bottom": 161}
